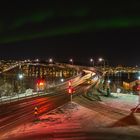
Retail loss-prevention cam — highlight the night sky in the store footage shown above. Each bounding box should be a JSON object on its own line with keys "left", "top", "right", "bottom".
{"left": 0, "top": 1, "right": 140, "bottom": 66}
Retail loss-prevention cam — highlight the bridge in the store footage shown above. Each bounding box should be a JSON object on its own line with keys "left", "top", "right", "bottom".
{"left": 1, "top": 60, "right": 139, "bottom": 99}
{"left": 0, "top": 62, "right": 78, "bottom": 95}
{"left": 0, "top": 60, "right": 98, "bottom": 100}
{"left": 99, "top": 66, "right": 140, "bottom": 75}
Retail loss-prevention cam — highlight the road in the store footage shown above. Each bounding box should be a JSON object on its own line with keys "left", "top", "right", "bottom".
{"left": 1, "top": 75, "right": 139, "bottom": 140}
{"left": 0, "top": 70, "right": 99, "bottom": 137}
{"left": 0, "top": 71, "right": 94, "bottom": 135}
{"left": 0, "top": 92, "right": 70, "bottom": 134}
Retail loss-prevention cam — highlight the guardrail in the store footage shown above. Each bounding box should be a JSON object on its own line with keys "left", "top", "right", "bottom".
{"left": 0, "top": 92, "right": 51, "bottom": 105}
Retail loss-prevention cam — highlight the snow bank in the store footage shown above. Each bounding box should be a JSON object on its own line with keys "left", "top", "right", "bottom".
{"left": 100, "top": 92, "right": 139, "bottom": 112}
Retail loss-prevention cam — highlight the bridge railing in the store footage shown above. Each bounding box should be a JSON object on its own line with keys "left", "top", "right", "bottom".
{"left": 0, "top": 91, "right": 50, "bottom": 105}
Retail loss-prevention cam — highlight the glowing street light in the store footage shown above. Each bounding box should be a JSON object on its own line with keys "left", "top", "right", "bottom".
{"left": 69, "top": 59, "right": 73, "bottom": 65}
{"left": 18, "top": 74, "right": 24, "bottom": 93}
{"left": 107, "top": 79, "right": 111, "bottom": 88}
{"left": 107, "top": 79, "right": 111, "bottom": 83}
{"left": 98, "top": 58, "right": 105, "bottom": 68}
{"left": 90, "top": 58, "right": 94, "bottom": 67}
{"left": 90, "top": 58, "right": 93, "bottom": 62}
{"left": 60, "top": 78, "right": 64, "bottom": 82}
{"left": 49, "top": 58, "right": 53, "bottom": 63}
{"left": 138, "top": 76, "right": 140, "bottom": 80}
{"left": 35, "top": 59, "right": 39, "bottom": 62}
{"left": 99, "top": 58, "right": 103, "bottom": 62}
{"left": 18, "top": 74, "right": 24, "bottom": 79}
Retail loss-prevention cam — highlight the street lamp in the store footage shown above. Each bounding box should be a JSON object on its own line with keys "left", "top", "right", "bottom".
{"left": 99, "top": 58, "right": 103, "bottom": 61}
{"left": 98, "top": 58, "right": 105, "bottom": 69}
{"left": 49, "top": 58, "right": 53, "bottom": 63}
{"left": 60, "top": 78, "right": 64, "bottom": 82}
{"left": 18, "top": 74, "right": 23, "bottom": 80}
{"left": 107, "top": 79, "right": 111, "bottom": 84}
{"left": 107, "top": 79, "right": 111, "bottom": 89}
{"left": 69, "top": 59, "right": 73, "bottom": 65}
{"left": 106, "top": 79, "right": 111, "bottom": 96}
{"left": 35, "top": 59, "right": 39, "bottom": 62}
{"left": 18, "top": 74, "right": 24, "bottom": 95}
{"left": 90, "top": 58, "right": 94, "bottom": 67}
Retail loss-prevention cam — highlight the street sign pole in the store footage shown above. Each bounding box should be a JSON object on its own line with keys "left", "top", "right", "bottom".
{"left": 68, "top": 80, "right": 73, "bottom": 103}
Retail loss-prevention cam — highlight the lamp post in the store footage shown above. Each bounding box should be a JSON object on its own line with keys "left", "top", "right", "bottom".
{"left": 60, "top": 78, "right": 64, "bottom": 82}
{"left": 90, "top": 58, "right": 94, "bottom": 67}
{"left": 69, "top": 59, "right": 73, "bottom": 65}
{"left": 98, "top": 58, "right": 105, "bottom": 69}
{"left": 35, "top": 59, "right": 39, "bottom": 62}
{"left": 49, "top": 58, "right": 53, "bottom": 63}
{"left": 107, "top": 79, "right": 111, "bottom": 84}
{"left": 18, "top": 74, "right": 23, "bottom": 80}
{"left": 18, "top": 74, "right": 24, "bottom": 98}
{"left": 107, "top": 79, "right": 111, "bottom": 89}
{"left": 106, "top": 79, "right": 111, "bottom": 97}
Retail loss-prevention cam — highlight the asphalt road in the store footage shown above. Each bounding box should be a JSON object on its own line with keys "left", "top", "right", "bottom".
{"left": 0, "top": 80, "right": 90, "bottom": 136}
{"left": 0, "top": 92, "right": 70, "bottom": 134}
{"left": 0, "top": 72, "right": 97, "bottom": 138}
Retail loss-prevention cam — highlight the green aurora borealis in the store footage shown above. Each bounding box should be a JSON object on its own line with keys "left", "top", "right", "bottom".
{"left": 0, "top": 15, "right": 140, "bottom": 43}
{"left": 0, "top": 1, "right": 140, "bottom": 43}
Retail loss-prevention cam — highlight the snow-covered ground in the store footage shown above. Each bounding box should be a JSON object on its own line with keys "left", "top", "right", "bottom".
{"left": 0, "top": 90, "right": 50, "bottom": 104}
{"left": 1, "top": 94, "right": 140, "bottom": 140}
{"left": 100, "top": 92, "right": 140, "bottom": 112}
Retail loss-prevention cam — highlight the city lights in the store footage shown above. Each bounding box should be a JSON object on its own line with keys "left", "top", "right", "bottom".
{"left": 49, "top": 58, "right": 53, "bottom": 63}
{"left": 60, "top": 78, "right": 64, "bottom": 82}
{"left": 18, "top": 74, "right": 24, "bottom": 79}
{"left": 69, "top": 59, "right": 73, "bottom": 65}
